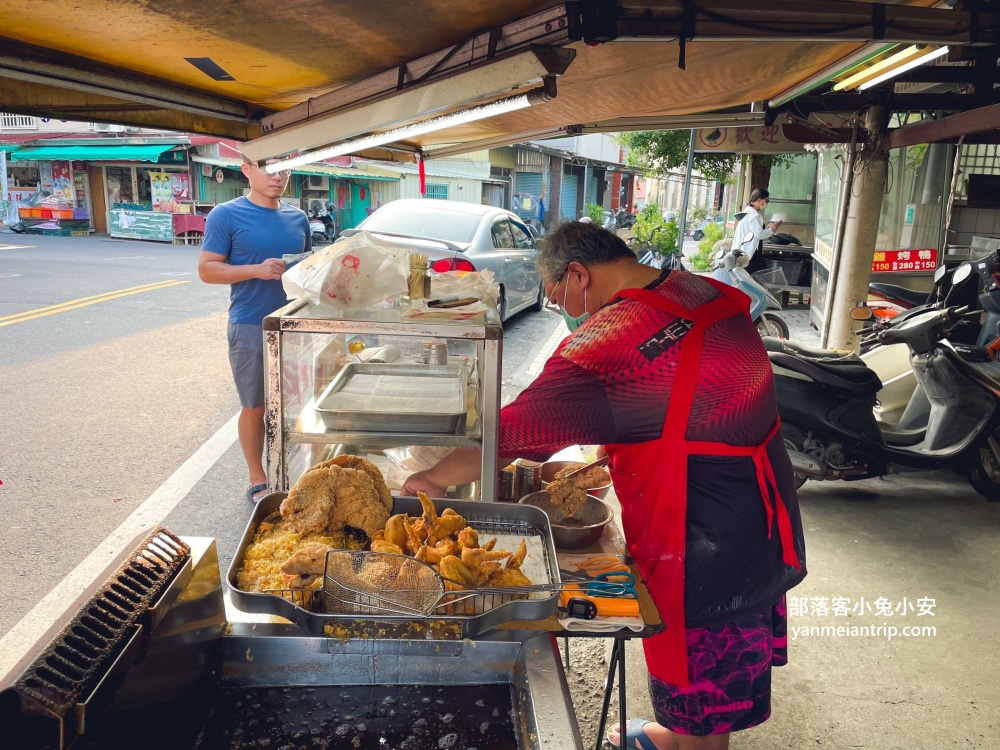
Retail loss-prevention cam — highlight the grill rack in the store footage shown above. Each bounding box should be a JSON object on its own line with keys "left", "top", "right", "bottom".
{"left": 228, "top": 495, "right": 560, "bottom": 637}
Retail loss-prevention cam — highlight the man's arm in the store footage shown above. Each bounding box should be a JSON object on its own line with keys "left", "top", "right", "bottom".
{"left": 198, "top": 250, "right": 284, "bottom": 284}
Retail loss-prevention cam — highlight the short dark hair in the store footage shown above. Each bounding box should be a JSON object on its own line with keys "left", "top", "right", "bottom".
{"left": 749, "top": 188, "right": 770, "bottom": 203}
{"left": 537, "top": 221, "right": 635, "bottom": 282}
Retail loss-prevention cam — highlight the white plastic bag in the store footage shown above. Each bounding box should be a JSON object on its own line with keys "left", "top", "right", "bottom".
{"left": 430, "top": 269, "right": 500, "bottom": 308}
{"left": 282, "top": 231, "right": 409, "bottom": 310}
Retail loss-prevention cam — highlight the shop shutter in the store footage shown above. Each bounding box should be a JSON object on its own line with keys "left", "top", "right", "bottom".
{"left": 514, "top": 172, "right": 543, "bottom": 220}
{"left": 482, "top": 183, "right": 505, "bottom": 208}
{"left": 586, "top": 174, "right": 599, "bottom": 206}
{"left": 561, "top": 173, "right": 579, "bottom": 220}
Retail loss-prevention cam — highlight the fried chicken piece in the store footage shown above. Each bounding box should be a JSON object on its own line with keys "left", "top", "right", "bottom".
{"left": 416, "top": 492, "right": 467, "bottom": 544}
{"left": 461, "top": 547, "right": 512, "bottom": 568}
{"left": 280, "top": 470, "right": 338, "bottom": 534}
{"left": 546, "top": 478, "right": 588, "bottom": 517}
{"left": 482, "top": 537, "right": 498, "bottom": 552}
{"left": 279, "top": 542, "right": 332, "bottom": 589}
{"left": 383, "top": 514, "right": 409, "bottom": 549}
{"left": 554, "top": 465, "right": 611, "bottom": 489}
{"left": 435, "top": 538, "right": 459, "bottom": 558}
{"left": 328, "top": 467, "right": 391, "bottom": 538}
{"left": 309, "top": 455, "right": 393, "bottom": 512}
{"left": 457, "top": 527, "right": 479, "bottom": 550}
{"left": 403, "top": 518, "right": 425, "bottom": 555}
{"left": 508, "top": 539, "right": 528, "bottom": 571}
{"left": 371, "top": 540, "right": 404, "bottom": 555}
{"left": 488, "top": 567, "right": 532, "bottom": 587}
{"left": 417, "top": 544, "right": 443, "bottom": 564}
{"left": 439, "top": 555, "right": 478, "bottom": 589}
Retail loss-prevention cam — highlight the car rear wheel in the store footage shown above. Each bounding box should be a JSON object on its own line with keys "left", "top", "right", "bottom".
{"left": 530, "top": 282, "right": 545, "bottom": 312}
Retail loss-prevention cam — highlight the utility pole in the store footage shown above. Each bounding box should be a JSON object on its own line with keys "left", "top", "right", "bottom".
{"left": 677, "top": 129, "right": 696, "bottom": 251}
{"left": 826, "top": 105, "right": 889, "bottom": 351}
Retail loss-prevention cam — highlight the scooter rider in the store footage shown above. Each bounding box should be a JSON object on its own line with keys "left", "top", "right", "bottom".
{"left": 714, "top": 189, "right": 782, "bottom": 283}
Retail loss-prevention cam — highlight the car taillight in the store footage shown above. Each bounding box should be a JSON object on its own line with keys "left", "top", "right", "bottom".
{"left": 431, "top": 258, "right": 477, "bottom": 273}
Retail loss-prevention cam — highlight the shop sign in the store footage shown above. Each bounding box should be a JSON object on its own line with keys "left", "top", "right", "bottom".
{"left": 215, "top": 169, "right": 225, "bottom": 183}
{"left": 904, "top": 205, "right": 915, "bottom": 226}
{"left": 872, "top": 249, "right": 937, "bottom": 273}
{"left": 696, "top": 125, "right": 802, "bottom": 154}
{"left": 109, "top": 208, "right": 174, "bottom": 242}
{"left": 71, "top": 161, "right": 88, "bottom": 172}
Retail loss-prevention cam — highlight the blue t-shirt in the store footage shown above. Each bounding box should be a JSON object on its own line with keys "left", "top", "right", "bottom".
{"left": 203, "top": 196, "right": 311, "bottom": 325}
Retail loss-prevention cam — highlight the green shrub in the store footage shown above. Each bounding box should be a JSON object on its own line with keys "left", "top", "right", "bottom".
{"left": 689, "top": 205, "right": 709, "bottom": 225}
{"left": 631, "top": 202, "right": 680, "bottom": 256}
{"left": 584, "top": 203, "right": 606, "bottom": 223}
{"left": 704, "top": 222, "right": 724, "bottom": 243}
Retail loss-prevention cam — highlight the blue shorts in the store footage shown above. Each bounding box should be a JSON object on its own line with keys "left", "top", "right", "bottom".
{"left": 227, "top": 322, "right": 265, "bottom": 409}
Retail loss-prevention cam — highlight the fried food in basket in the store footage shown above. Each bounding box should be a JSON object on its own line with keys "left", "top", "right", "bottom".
{"left": 280, "top": 465, "right": 390, "bottom": 538}
{"left": 546, "top": 478, "right": 589, "bottom": 517}
{"left": 553, "top": 463, "right": 612, "bottom": 489}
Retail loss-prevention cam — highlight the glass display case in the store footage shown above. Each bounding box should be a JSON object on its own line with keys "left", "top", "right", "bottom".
{"left": 263, "top": 299, "right": 502, "bottom": 502}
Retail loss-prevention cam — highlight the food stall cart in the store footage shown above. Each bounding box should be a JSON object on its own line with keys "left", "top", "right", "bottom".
{"left": 262, "top": 298, "right": 503, "bottom": 500}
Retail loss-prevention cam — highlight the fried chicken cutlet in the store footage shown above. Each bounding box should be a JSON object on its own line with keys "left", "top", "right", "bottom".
{"left": 280, "top": 466, "right": 390, "bottom": 538}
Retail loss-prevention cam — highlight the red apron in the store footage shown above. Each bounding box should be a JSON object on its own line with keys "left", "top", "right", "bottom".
{"left": 605, "top": 281, "right": 801, "bottom": 688}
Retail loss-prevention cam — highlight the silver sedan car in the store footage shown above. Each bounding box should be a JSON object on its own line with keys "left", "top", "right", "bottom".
{"left": 342, "top": 199, "right": 545, "bottom": 321}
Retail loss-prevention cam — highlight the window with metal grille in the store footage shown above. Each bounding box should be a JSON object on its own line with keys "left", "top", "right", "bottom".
{"left": 0, "top": 113, "right": 36, "bottom": 129}
{"left": 956, "top": 144, "right": 1000, "bottom": 201}
{"left": 424, "top": 184, "right": 449, "bottom": 200}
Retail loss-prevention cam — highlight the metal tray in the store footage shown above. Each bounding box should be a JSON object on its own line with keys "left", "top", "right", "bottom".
{"left": 227, "top": 494, "right": 560, "bottom": 637}
{"left": 314, "top": 362, "right": 468, "bottom": 433}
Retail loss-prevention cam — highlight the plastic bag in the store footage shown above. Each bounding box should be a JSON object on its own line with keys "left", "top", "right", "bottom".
{"left": 282, "top": 231, "right": 409, "bottom": 310}
{"left": 430, "top": 269, "right": 500, "bottom": 308}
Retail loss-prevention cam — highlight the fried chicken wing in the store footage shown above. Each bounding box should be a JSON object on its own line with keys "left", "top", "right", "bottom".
{"left": 279, "top": 542, "right": 332, "bottom": 589}
{"left": 439, "top": 555, "right": 478, "bottom": 589}
{"left": 383, "top": 514, "right": 409, "bottom": 549}
{"left": 460, "top": 547, "right": 512, "bottom": 568}
{"left": 482, "top": 537, "right": 498, "bottom": 552}
{"left": 488, "top": 567, "right": 532, "bottom": 587}
{"left": 457, "top": 527, "right": 479, "bottom": 550}
{"left": 434, "top": 538, "right": 459, "bottom": 558}
{"left": 371, "top": 540, "right": 404, "bottom": 555}
{"left": 508, "top": 539, "right": 528, "bottom": 571}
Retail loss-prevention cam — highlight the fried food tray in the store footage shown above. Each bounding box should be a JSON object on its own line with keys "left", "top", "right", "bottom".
{"left": 314, "top": 363, "right": 468, "bottom": 433}
{"left": 226, "top": 494, "right": 561, "bottom": 637}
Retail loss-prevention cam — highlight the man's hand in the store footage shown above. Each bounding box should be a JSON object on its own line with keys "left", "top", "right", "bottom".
{"left": 401, "top": 470, "right": 447, "bottom": 498}
{"left": 257, "top": 258, "right": 286, "bottom": 280}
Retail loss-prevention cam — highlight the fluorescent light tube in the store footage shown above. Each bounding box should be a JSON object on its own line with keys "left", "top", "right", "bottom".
{"left": 769, "top": 43, "right": 895, "bottom": 107}
{"left": 858, "top": 46, "right": 949, "bottom": 90}
{"left": 832, "top": 45, "right": 920, "bottom": 91}
{"left": 264, "top": 89, "right": 543, "bottom": 173}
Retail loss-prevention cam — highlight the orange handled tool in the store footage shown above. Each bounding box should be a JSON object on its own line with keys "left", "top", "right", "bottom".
{"left": 559, "top": 590, "right": 640, "bottom": 618}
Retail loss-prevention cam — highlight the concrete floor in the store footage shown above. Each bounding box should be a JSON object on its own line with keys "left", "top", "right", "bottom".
{"left": 593, "top": 471, "right": 1000, "bottom": 749}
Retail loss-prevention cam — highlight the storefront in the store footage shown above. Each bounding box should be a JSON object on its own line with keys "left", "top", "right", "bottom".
{"left": 6, "top": 142, "right": 192, "bottom": 239}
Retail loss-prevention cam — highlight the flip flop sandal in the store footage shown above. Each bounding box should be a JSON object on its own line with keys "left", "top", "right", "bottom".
{"left": 608, "top": 718, "right": 657, "bottom": 750}
{"left": 246, "top": 483, "right": 268, "bottom": 503}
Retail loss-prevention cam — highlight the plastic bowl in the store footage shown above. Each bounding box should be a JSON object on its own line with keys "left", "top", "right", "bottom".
{"left": 540, "top": 460, "right": 612, "bottom": 500}
{"left": 519, "top": 491, "right": 612, "bottom": 549}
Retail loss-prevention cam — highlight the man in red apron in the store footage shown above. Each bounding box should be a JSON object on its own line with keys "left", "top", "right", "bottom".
{"left": 403, "top": 222, "right": 806, "bottom": 749}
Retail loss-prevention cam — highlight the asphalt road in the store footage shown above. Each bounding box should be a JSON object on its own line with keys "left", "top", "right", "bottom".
{"left": 0, "top": 233, "right": 561, "bottom": 639}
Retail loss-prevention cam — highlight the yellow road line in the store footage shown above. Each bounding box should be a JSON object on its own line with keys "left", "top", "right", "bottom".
{"left": 0, "top": 280, "right": 189, "bottom": 328}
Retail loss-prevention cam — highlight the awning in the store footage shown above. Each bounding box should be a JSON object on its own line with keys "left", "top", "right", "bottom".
{"left": 8, "top": 144, "right": 175, "bottom": 162}
{"left": 190, "top": 154, "right": 399, "bottom": 181}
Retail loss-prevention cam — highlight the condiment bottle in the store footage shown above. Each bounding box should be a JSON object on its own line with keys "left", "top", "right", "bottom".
{"left": 514, "top": 459, "right": 542, "bottom": 500}
{"left": 498, "top": 467, "right": 517, "bottom": 502}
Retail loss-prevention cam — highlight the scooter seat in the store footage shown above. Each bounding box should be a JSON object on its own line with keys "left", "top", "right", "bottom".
{"left": 869, "top": 282, "right": 928, "bottom": 308}
{"left": 769, "top": 351, "right": 882, "bottom": 393}
{"left": 762, "top": 337, "right": 862, "bottom": 365}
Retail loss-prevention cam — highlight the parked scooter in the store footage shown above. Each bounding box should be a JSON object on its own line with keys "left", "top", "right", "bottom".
{"left": 768, "top": 271, "right": 1000, "bottom": 500}
{"left": 715, "top": 232, "right": 790, "bottom": 338}
{"left": 309, "top": 204, "right": 337, "bottom": 244}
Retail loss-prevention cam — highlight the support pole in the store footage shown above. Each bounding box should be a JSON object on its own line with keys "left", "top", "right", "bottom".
{"left": 677, "top": 129, "right": 696, "bottom": 248}
{"left": 826, "top": 106, "right": 889, "bottom": 351}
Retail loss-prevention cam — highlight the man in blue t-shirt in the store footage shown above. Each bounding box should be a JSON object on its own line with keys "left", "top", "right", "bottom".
{"left": 198, "top": 156, "right": 311, "bottom": 502}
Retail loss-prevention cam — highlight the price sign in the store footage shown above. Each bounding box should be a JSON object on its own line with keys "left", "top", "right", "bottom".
{"left": 872, "top": 249, "right": 937, "bottom": 273}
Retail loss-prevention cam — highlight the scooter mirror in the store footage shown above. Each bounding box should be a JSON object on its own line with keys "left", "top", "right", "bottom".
{"left": 952, "top": 262, "right": 973, "bottom": 285}
{"left": 742, "top": 232, "right": 755, "bottom": 244}
{"left": 850, "top": 306, "right": 874, "bottom": 321}
{"left": 933, "top": 265, "right": 947, "bottom": 284}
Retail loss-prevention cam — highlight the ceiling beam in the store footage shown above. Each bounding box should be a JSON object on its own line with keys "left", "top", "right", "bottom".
{"left": 601, "top": 0, "right": 998, "bottom": 45}
{"left": 793, "top": 92, "right": 1000, "bottom": 113}
{"left": 0, "top": 78, "right": 260, "bottom": 141}
{"left": 0, "top": 36, "right": 260, "bottom": 124}
{"left": 887, "top": 102, "right": 1000, "bottom": 148}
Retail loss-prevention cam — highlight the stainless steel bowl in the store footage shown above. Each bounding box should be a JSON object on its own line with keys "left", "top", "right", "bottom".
{"left": 518, "top": 491, "right": 613, "bottom": 549}
{"left": 540, "top": 460, "right": 612, "bottom": 500}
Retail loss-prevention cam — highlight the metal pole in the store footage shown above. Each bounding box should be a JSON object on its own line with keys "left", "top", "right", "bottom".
{"left": 677, "top": 129, "right": 696, "bottom": 249}
{"left": 820, "top": 121, "right": 859, "bottom": 348}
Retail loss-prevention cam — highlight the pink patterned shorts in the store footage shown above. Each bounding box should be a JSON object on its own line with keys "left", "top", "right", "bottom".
{"left": 649, "top": 597, "right": 788, "bottom": 736}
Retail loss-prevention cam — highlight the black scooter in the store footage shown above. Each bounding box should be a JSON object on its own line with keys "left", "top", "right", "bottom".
{"left": 769, "top": 267, "right": 1000, "bottom": 500}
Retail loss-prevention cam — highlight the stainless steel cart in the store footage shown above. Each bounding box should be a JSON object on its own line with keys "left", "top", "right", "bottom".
{"left": 263, "top": 298, "right": 503, "bottom": 501}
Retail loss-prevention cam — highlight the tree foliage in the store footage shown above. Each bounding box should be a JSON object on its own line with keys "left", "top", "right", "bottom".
{"left": 616, "top": 130, "right": 797, "bottom": 186}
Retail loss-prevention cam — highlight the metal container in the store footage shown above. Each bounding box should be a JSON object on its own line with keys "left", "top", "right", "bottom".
{"left": 519, "top": 491, "right": 613, "bottom": 549}
{"left": 515, "top": 459, "right": 543, "bottom": 499}
{"left": 422, "top": 340, "right": 449, "bottom": 365}
{"left": 498, "top": 467, "right": 517, "bottom": 501}
{"left": 228, "top": 494, "right": 561, "bottom": 637}
{"left": 314, "top": 362, "right": 468, "bottom": 433}
{"left": 540, "top": 459, "right": 613, "bottom": 500}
